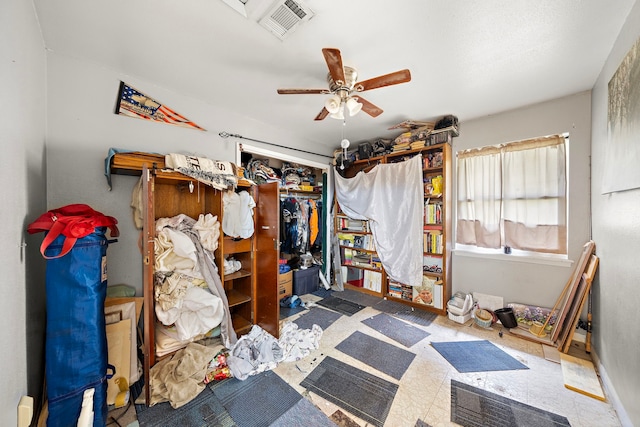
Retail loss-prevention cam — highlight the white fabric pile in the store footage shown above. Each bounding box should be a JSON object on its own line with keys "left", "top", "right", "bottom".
{"left": 153, "top": 213, "right": 237, "bottom": 350}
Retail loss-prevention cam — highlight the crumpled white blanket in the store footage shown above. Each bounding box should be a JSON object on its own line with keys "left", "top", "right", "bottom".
{"left": 155, "top": 323, "right": 218, "bottom": 358}
{"left": 155, "top": 286, "right": 224, "bottom": 341}
{"left": 154, "top": 272, "right": 206, "bottom": 312}
{"left": 192, "top": 213, "right": 220, "bottom": 252}
{"left": 154, "top": 226, "right": 202, "bottom": 277}
{"left": 278, "top": 321, "right": 323, "bottom": 362}
{"left": 149, "top": 342, "right": 217, "bottom": 409}
{"left": 226, "top": 325, "right": 284, "bottom": 380}
{"left": 226, "top": 321, "right": 323, "bottom": 380}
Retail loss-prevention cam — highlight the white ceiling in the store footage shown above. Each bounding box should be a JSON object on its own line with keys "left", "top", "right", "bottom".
{"left": 33, "top": 0, "right": 636, "bottom": 152}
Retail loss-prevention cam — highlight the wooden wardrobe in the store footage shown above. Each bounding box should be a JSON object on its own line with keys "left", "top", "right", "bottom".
{"left": 111, "top": 154, "right": 280, "bottom": 405}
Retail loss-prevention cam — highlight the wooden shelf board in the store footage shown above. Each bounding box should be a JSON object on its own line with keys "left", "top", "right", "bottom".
{"left": 227, "top": 289, "right": 251, "bottom": 307}
{"left": 232, "top": 314, "right": 252, "bottom": 335}
{"left": 339, "top": 245, "right": 377, "bottom": 254}
{"left": 341, "top": 264, "right": 383, "bottom": 273}
{"left": 224, "top": 269, "right": 252, "bottom": 281}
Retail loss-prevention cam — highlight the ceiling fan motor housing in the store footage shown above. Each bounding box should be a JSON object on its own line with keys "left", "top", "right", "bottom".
{"left": 328, "top": 66, "right": 358, "bottom": 95}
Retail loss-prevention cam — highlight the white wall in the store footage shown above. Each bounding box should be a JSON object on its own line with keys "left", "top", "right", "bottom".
{"left": 591, "top": 1, "right": 640, "bottom": 425}
{"left": 0, "top": 0, "right": 47, "bottom": 424}
{"left": 45, "top": 53, "right": 331, "bottom": 296}
{"left": 451, "top": 91, "right": 592, "bottom": 308}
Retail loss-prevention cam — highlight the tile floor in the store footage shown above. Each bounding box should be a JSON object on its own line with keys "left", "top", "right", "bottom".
{"left": 274, "top": 292, "right": 622, "bottom": 427}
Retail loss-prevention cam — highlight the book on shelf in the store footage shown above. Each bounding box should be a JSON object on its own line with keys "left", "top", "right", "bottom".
{"left": 342, "top": 248, "right": 353, "bottom": 265}
{"left": 363, "top": 270, "right": 382, "bottom": 293}
{"left": 433, "top": 281, "right": 443, "bottom": 309}
{"left": 424, "top": 202, "right": 442, "bottom": 225}
{"left": 423, "top": 229, "right": 443, "bottom": 254}
{"left": 338, "top": 233, "right": 355, "bottom": 247}
{"left": 423, "top": 255, "right": 443, "bottom": 273}
{"left": 338, "top": 217, "right": 370, "bottom": 232}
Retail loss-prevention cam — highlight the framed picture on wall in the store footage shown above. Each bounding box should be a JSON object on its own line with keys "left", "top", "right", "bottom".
{"left": 603, "top": 36, "right": 640, "bottom": 193}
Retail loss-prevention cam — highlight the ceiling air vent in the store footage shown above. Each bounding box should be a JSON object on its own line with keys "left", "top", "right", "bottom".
{"left": 259, "top": 0, "right": 314, "bottom": 40}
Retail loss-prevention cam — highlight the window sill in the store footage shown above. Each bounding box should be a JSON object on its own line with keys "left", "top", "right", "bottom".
{"left": 452, "top": 249, "right": 573, "bottom": 268}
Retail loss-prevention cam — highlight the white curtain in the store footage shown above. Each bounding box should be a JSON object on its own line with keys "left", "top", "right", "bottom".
{"left": 334, "top": 155, "right": 424, "bottom": 288}
{"left": 457, "top": 135, "right": 567, "bottom": 254}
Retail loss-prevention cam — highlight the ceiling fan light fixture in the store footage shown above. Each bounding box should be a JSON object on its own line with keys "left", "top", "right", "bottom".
{"left": 325, "top": 95, "right": 341, "bottom": 114}
{"left": 346, "top": 97, "right": 362, "bottom": 116}
{"left": 329, "top": 105, "right": 345, "bottom": 120}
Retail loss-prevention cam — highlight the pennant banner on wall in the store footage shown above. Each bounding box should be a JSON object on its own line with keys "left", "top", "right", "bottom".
{"left": 115, "top": 81, "right": 206, "bottom": 131}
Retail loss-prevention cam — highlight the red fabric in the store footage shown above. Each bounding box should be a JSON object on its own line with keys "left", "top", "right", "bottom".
{"left": 27, "top": 204, "right": 119, "bottom": 259}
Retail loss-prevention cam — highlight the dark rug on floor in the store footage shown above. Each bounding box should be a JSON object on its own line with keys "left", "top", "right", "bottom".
{"left": 300, "top": 356, "right": 398, "bottom": 427}
{"left": 317, "top": 295, "right": 365, "bottom": 316}
{"left": 361, "top": 312, "right": 431, "bottom": 347}
{"left": 373, "top": 299, "right": 438, "bottom": 327}
{"left": 209, "top": 370, "right": 301, "bottom": 427}
{"left": 332, "top": 288, "right": 383, "bottom": 307}
{"left": 431, "top": 340, "right": 529, "bottom": 373}
{"left": 312, "top": 288, "right": 334, "bottom": 298}
{"left": 280, "top": 304, "right": 307, "bottom": 319}
{"left": 335, "top": 331, "right": 416, "bottom": 380}
{"left": 415, "top": 420, "right": 433, "bottom": 427}
{"left": 293, "top": 307, "right": 342, "bottom": 331}
{"left": 270, "top": 396, "right": 336, "bottom": 427}
{"left": 135, "top": 386, "right": 234, "bottom": 427}
{"left": 451, "top": 379, "right": 571, "bottom": 426}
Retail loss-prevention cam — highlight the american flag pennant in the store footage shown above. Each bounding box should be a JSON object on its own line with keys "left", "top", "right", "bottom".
{"left": 115, "top": 81, "right": 206, "bottom": 131}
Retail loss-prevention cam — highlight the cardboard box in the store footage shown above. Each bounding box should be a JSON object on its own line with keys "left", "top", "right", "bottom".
{"left": 279, "top": 271, "right": 292, "bottom": 298}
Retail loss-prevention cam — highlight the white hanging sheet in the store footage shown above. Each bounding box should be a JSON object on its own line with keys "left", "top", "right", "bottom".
{"left": 334, "top": 155, "right": 424, "bottom": 288}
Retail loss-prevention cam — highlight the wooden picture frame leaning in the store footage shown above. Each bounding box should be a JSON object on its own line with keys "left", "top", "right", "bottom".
{"left": 551, "top": 240, "right": 596, "bottom": 342}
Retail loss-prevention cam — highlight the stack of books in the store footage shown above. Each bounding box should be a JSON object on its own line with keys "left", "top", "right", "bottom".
{"left": 410, "top": 140, "right": 425, "bottom": 150}
{"left": 392, "top": 142, "right": 411, "bottom": 152}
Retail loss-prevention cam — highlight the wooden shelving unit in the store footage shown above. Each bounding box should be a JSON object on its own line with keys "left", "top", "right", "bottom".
{"left": 336, "top": 142, "right": 452, "bottom": 315}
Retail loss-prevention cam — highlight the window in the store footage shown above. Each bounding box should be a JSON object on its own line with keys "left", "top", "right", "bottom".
{"left": 456, "top": 134, "right": 567, "bottom": 256}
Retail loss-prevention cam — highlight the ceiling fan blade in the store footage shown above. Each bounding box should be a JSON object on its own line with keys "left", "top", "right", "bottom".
{"left": 354, "top": 69, "right": 412, "bottom": 92}
{"left": 322, "top": 48, "right": 346, "bottom": 85}
{"left": 277, "top": 88, "right": 329, "bottom": 95}
{"left": 314, "top": 107, "right": 329, "bottom": 121}
{"left": 353, "top": 96, "right": 383, "bottom": 118}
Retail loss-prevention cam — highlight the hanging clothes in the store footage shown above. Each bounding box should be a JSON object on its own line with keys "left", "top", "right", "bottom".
{"left": 222, "top": 190, "right": 256, "bottom": 239}
{"left": 308, "top": 199, "right": 319, "bottom": 247}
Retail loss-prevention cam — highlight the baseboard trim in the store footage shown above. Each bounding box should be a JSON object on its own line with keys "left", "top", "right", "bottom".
{"left": 591, "top": 349, "right": 633, "bottom": 427}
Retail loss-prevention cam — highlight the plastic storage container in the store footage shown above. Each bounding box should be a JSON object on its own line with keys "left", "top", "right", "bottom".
{"left": 293, "top": 265, "right": 321, "bottom": 295}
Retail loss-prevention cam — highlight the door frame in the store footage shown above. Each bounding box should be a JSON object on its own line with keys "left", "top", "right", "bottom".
{"left": 236, "top": 143, "right": 333, "bottom": 282}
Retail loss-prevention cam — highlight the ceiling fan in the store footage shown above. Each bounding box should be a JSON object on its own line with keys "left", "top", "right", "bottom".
{"left": 277, "top": 48, "right": 411, "bottom": 121}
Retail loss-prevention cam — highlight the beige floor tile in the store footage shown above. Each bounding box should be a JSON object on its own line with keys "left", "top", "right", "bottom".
{"left": 275, "top": 298, "right": 621, "bottom": 427}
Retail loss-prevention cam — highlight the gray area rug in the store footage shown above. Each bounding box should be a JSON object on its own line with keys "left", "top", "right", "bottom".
{"left": 136, "top": 385, "right": 234, "bottom": 427}
{"left": 374, "top": 299, "right": 438, "bottom": 326}
{"left": 210, "top": 370, "right": 301, "bottom": 427}
{"left": 332, "top": 288, "right": 384, "bottom": 306}
{"left": 451, "top": 379, "right": 571, "bottom": 426}
{"left": 312, "top": 288, "right": 334, "bottom": 298}
{"left": 431, "top": 340, "right": 529, "bottom": 373}
{"left": 362, "top": 312, "right": 431, "bottom": 347}
{"left": 270, "top": 396, "right": 336, "bottom": 427}
{"left": 280, "top": 304, "right": 307, "bottom": 319}
{"left": 335, "top": 330, "right": 416, "bottom": 380}
{"left": 293, "top": 306, "right": 342, "bottom": 331}
{"left": 300, "top": 356, "right": 398, "bottom": 427}
{"left": 317, "top": 295, "right": 365, "bottom": 316}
